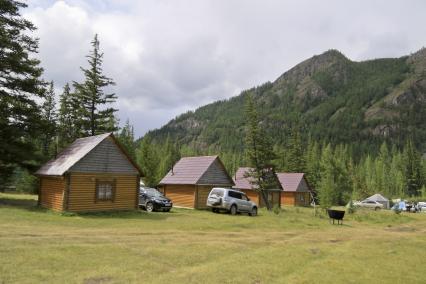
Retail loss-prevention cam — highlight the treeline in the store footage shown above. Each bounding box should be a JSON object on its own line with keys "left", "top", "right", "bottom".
{"left": 141, "top": 126, "right": 426, "bottom": 206}
{"left": 1, "top": 2, "right": 119, "bottom": 192}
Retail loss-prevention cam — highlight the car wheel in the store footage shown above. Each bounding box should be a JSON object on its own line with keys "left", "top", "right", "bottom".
{"left": 230, "top": 205, "right": 237, "bottom": 215}
{"left": 249, "top": 207, "right": 257, "bottom": 217}
{"left": 146, "top": 202, "right": 154, "bottom": 212}
{"left": 375, "top": 207, "right": 380, "bottom": 211}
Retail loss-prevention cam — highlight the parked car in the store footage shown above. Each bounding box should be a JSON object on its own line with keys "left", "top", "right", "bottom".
{"left": 206, "top": 187, "right": 258, "bottom": 216}
{"left": 418, "top": 202, "right": 426, "bottom": 212}
{"left": 139, "top": 186, "right": 172, "bottom": 212}
{"left": 354, "top": 200, "right": 383, "bottom": 210}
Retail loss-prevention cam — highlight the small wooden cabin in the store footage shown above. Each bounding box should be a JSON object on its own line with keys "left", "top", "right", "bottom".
{"left": 277, "top": 173, "right": 312, "bottom": 206}
{"left": 233, "top": 167, "right": 282, "bottom": 208}
{"left": 158, "top": 156, "right": 234, "bottom": 209}
{"left": 35, "top": 133, "right": 143, "bottom": 212}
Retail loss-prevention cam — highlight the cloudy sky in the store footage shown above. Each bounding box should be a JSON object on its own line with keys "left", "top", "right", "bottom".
{"left": 25, "top": 0, "right": 426, "bottom": 137}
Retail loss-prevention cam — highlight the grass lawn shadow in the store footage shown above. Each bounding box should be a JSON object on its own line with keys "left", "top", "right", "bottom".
{"left": 0, "top": 193, "right": 178, "bottom": 220}
{"left": 76, "top": 209, "right": 177, "bottom": 221}
{"left": 0, "top": 197, "right": 37, "bottom": 207}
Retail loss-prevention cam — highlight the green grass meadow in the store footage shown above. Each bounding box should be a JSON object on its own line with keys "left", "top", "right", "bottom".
{"left": 1, "top": 193, "right": 425, "bottom": 283}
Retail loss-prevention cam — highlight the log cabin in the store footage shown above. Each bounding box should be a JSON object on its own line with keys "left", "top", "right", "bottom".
{"left": 277, "top": 173, "right": 312, "bottom": 206}
{"left": 233, "top": 167, "right": 282, "bottom": 208}
{"left": 35, "top": 133, "right": 143, "bottom": 212}
{"left": 158, "top": 156, "right": 234, "bottom": 209}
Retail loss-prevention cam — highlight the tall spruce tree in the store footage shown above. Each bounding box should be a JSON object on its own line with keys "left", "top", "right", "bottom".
{"left": 0, "top": 0, "right": 45, "bottom": 188}
{"left": 375, "top": 142, "right": 390, "bottom": 196}
{"left": 305, "top": 137, "right": 321, "bottom": 189}
{"left": 333, "top": 144, "right": 352, "bottom": 204}
{"left": 389, "top": 149, "right": 405, "bottom": 197}
{"left": 159, "top": 135, "right": 181, "bottom": 178}
{"left": 117, "top": 119, "right": 136, "bottom": 160}
{"left": 286, "top": 126, "right": 306, "bottom": 172}
{"left": 73, "top": 34, "right": 117, "bottom": 136}
{"left": 244, "top": 95, "right": 277, "bottom": 210}
{"left": 403, "top": 139, "right": 422, "bottom": 196}
{"left": 318, "top": 144, "right": 338, "bottom": 208}
{"left": 58, "top": 83, "right": 76, "bottom": 148}
{"left": 137, "top": 137, "right": 159, "bottom": 187}
{"left": 41, "top": 81, "right": 57, "bottom": 158}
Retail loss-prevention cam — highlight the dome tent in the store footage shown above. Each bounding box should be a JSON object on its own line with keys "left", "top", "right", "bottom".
{"left": 365, "top": 193, "right": 390, "bottom": 209}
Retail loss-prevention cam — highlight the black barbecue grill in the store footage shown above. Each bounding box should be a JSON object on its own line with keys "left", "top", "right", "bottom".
{"left": 327, "top": 209, "right": 345, "bottom": 225}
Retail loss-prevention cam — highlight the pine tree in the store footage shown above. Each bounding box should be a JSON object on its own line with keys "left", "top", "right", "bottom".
{"left": 137, "top": 137, "right": 159, "bottom": 187}
{"left": 73, "top": 34, "right": 117, "bottom": 136}
{"left": 333, "top": 144, "right": 352, "bottom": 204}
{"left": 305, "top": 138, "right": 321, "bottom": 189}
{"left": 0, "top": 0, "right": 45, "bottom": 188}
{"left": 318, "top": 144, "right": 338, "bottom": 208}
{"left": 41, "top": 81, "right": 57, "bottom": 158}
{"left": 159, "top": 135, "right": 181, "bottom": 178}
{"left": 389, "top": 151, "right": 405, "bottom": 197}
{"left": 117, "top": 119, "right": 136, "bottom": 160}
{"left": 352, "top": 159, "right": 368, "bottom": 200}
{"left": 286, "top": 126, "right": 305, "bottom": 172}
{"left": 364, "top": 155, "right": 376, "bottom": 197}
{"left": 403, "top": 139, "right": 422, "bottom": 196}
{"left": 376, "top": 142, "right": 390, "bottom": 196}
{"left": 244, "top": 95, "right": 277, "bottom": 210}
{"left": 58, "top": 83, "right": 75, "bottom": 148}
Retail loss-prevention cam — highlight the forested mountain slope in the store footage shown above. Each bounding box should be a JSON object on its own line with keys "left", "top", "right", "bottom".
{"left": 147, "top": 48, "right": 426, "bottom": 158}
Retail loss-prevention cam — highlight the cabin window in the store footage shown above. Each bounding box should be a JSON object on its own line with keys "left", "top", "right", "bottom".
{"left": 96, "top": 180, "right": 115, "bottom": 201}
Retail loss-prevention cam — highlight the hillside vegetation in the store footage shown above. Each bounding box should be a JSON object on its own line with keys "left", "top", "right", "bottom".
{"left": 148, "top": 49, "right": 426, "bottom": 158}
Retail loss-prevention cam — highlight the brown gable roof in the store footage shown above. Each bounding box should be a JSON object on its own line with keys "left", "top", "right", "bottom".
{"left": 233, "top": 167, "right": 283, "bottom": 191}
{"left": 36, "top": 133, "right": 142, "bottom": 176}
{"left": 159, "top": 155, "right": 234, "bottom": 186}
{"left": 277, "top": 173, "right": 310, "bottom": 192}
{"left": 233, "top": 167, "right": 257, "bottom": 190}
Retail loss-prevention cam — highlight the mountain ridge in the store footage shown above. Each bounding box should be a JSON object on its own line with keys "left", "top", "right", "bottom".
{"left": 146, "top": 48, "right": 426, "bottom": 156}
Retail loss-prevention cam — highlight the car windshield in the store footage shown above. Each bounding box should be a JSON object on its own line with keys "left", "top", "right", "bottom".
{"left": 144, "top": 189, "right": 163, "bottom": 197}
{"left": 210, "top": 189, "right": 224, "bottom": 197}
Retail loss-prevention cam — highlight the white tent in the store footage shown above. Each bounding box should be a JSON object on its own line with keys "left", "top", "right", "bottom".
{"left": 365, "top": 193, "right": 390, "bottom": 209}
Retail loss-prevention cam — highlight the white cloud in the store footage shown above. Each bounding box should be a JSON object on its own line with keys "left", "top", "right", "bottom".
{"left": 25, "top": 0, "right": 426, "bottom": 136}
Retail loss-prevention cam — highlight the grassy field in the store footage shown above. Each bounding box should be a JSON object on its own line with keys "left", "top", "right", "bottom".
{"left": 1, "top": 193, "right": 425, "bottom": 284}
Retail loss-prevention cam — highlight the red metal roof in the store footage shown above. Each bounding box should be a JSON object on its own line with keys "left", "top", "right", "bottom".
{"left": 276, "top": 173, "right": 309, "bottom": 192}
{"left": 159, "top": 155, "right": 233, "bottom": 185}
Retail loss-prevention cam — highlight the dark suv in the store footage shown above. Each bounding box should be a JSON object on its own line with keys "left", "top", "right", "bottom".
{"left": 139, "top": 187, "right": 172, "bottom": 212}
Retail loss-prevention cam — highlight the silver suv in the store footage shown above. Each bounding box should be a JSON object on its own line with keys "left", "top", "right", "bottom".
{"left": 206, "top": 187, "right": 258, "bottom": 216}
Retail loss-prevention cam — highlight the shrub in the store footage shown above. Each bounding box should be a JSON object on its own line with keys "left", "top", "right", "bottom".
{"left": 346, "top": 200, "right": 356, "bottom": 214}
{"left": 15, "top": 170, "right": 38, "bottom": 194}
{"left": 273, "top": 205, "right": 281, "bottom": 215}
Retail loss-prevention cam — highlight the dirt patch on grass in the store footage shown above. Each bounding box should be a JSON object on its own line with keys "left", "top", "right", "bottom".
{"left": 309, "top": 248, "right": 320, "bottom": 255}
{"left": 386, "top": 226, "right": 417, "bottom": 233}
{"left": 83, "top": 276, "right": 114, "bottom": 284}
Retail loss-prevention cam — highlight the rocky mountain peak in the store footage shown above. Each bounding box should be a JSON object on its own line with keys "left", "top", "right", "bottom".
{"left": 274, "top": 49, "right": 349, "bottom": 86}
{"left": 407, "top": 47, "right": 426, "bottom": 74}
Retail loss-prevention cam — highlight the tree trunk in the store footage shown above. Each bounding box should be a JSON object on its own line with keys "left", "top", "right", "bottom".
{"left": 90, "top": 101, "right": 95, "bottom": 136}
{"left": 260, "top": 190, "right": 272, "bottom": 210}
